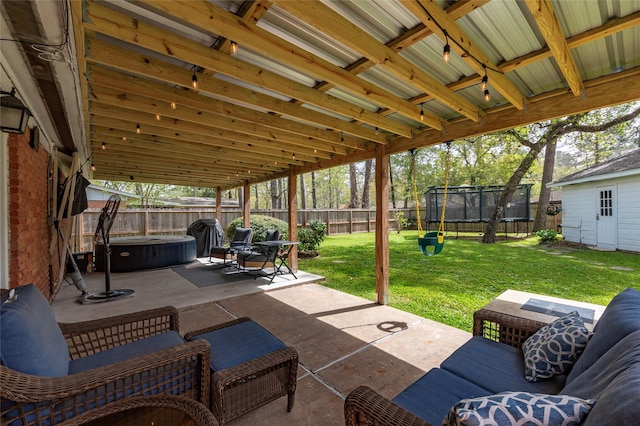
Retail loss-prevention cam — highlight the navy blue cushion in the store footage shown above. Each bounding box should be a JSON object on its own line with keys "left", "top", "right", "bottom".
{"left": 392, "top": 368, "right": 490, "bottom": 425}
{"left": 68, "top": 331, "right": 184, "bottom": 374}
{"left": 560, "top": 330, "right": 640, "bottom": 425}
{"left": 441, "top": 336, "right": 566, "bottom": 394}
{"left": 443, "top": 391, "right": 595, "bottom": 426}
{"left": 192, "top": 320, "right": 285, "bottom": 372}
{"left": 568, "top": 287, "right": 640, "bottom": 383}
{"left": 0, "top": 284, "right": 69, "bottom": 377}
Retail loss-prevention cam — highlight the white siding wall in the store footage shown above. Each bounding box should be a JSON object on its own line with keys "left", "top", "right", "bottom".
{"left": 616, "top": 175, "right": 640, "bottom": 252}
{"left": 562, "top": 184, "right": 596, "bottom": 245}
{"left": 561, "top": 174, "right": 640, "bottom": 252}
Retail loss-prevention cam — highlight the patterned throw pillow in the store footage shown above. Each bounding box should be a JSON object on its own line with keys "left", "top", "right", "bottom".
{"left": 443, "top": 391, "right": 596, "bottom": 426}
{"left": 522, "top": 311, "right": 590, "bottom": 382}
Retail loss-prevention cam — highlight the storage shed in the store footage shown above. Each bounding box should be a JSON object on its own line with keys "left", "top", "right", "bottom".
{"left": 550, "top": 149, "right": 640, "bottom": 252}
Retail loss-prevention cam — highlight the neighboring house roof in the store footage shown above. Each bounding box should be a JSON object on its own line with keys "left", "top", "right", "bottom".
{"left": 87, "top": 184, "right": 139, "bottom": 200}
{"left": 550, "top": 148, "right": 640, "bottom": 187}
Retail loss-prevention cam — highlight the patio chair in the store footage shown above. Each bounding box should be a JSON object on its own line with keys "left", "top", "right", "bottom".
{"left": 209, "top": 227, "right": 253, "bottom": 267}
{"left": 0, "top": 284, "right": 211, "bottom": 426}
{"left": 237, "top": 229, "right": 281, "bottom": 270}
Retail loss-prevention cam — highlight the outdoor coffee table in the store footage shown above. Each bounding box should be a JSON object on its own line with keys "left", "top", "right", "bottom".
{"left": 185, "top": 317, "right": 298, "bottom": 426}
{"left": 475, "top": 289, "right": 606, "bottom": 346}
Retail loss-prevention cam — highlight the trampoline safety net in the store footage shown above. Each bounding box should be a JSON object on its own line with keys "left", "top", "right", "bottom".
{"left": 424, "top": 184, "right": 532, "bottom": 224}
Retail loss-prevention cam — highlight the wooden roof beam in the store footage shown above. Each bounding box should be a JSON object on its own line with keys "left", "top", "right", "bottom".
{"left": 135, "top": 0, "right": 425, "bottom": 126}
{"left": 83, "top": 1, "right": 407, "bottom": 138}
{"left": 525, "top": 0, "right": 585, "bottom": 96}
{"left": 407, "top": 0, "right": 525, "bottom": 110}
{"left": 90, "top": 116, "right": 323, "bottom": 163}
{"left": 272, "top": 0, "right": 478, "bottom": 126}
{"left": 89, "top": 84, "right": 357, "bottom": 154}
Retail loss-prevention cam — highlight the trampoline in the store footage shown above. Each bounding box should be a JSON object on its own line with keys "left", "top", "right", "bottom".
{"left": 95, "top": 235, "right": 196, "bottom": 273}
{"left": 424, "top": 184, "right": 533, "bottom": 237}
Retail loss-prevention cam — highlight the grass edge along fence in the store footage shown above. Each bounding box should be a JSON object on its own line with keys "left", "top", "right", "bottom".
{"left": 73, "top": 205, "right": 555, "bottom": 253}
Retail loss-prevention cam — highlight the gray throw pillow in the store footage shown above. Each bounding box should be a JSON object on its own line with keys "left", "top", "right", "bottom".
{"left": 522, "top": 311, "right": 590, "bottom": 382}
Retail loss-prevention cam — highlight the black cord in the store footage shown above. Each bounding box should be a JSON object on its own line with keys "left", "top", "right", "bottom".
{"left": 424, "top": 8, "right": 503, "bottom": 75}
{"left": 0, "top": 0, "right": 69, "bottom": 49}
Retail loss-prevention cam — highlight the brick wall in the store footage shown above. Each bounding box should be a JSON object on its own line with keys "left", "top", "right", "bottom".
{"left": 7, "top": 128, "right": 62, "bottom": 299}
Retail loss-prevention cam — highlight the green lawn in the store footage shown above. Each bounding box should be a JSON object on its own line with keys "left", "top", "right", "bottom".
{"left": 298, "top": 231, "right": 640, "bottom": 332}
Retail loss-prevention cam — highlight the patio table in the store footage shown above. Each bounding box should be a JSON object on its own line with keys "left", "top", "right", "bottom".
{"left": 253, "top": 240, "right": 299, "bottom": 283}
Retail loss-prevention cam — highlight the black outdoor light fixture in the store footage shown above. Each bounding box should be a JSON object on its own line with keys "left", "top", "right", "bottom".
{"left": 0, "top": 88, "right": 31, "bottom": 134}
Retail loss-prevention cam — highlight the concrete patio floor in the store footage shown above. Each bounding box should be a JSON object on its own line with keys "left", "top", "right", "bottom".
{"left": 52, "top": 261, "right": 471, "bottom": 425}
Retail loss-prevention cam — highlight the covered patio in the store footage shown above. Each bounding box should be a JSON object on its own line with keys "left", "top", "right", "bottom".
{"left": 1, "top": 1, "right": 639, "bottom": 424}
{"left": 51, "top": 267, "right": 472, "bottom": 425}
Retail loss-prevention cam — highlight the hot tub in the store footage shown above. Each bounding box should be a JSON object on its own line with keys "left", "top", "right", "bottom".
{"left": 94, "top": 235, "right": 196, "bottom": 273}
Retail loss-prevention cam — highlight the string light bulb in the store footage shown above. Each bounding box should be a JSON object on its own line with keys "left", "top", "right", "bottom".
{"left": 122, "top": 136, "right": 127, "bottom": 141}
{"left": 481, "top": 65, "right": 488, "bottom": 91}
{"left": 170, "top": 101, "right": 177, "bottom": 110}
{"left": 91, "top": 163, "right": 96, "bottom": 171}
{"left": 136, "top": 123, "right": 141, "bottom": 134}
{"left": 230, "top": 41, "right": 238, "bottom": 55}
{"left": 101, "top": 141, "right": 106, "bottom": 150}
{"left": 420, "top": 103, "right": 424, "bottom": 122}
{"left": 375, "top": 127, "right": 379, "bottom": 135}
{"left": 442, "top": 32, "right": 451, "bottom": 64}
{"left": 155, "top": 113, "right": 161, "bottom": 121}
{"left": 484, "top": 89, "right": 491, "bottom": 102}
{"left": 191, "top": 68, "right": 198, "bottom": 89}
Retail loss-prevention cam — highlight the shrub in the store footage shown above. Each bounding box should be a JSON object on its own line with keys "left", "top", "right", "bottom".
{"left": 535, "top": 229, "right": 560, "bottom": 244}
{"left": 226, "top": 215, "right": 288, "bottom": 242}
{"left": 394, "top": 211, "right": 408, "bottom": 233}
{"left": 298, "top": 220, "right": 327, "bottom": 253}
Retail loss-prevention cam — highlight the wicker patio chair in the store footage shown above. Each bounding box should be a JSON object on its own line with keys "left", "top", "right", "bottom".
{"left": 0, "top": 288, "right": 211, "bottom": 426}
{"left": 185, "top": 317, "right": 298, "bottom": 426}
{"left": 58, "top": 395, "right": 216, "bottom": 426}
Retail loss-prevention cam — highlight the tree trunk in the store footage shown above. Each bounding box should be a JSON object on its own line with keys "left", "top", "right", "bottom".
{"left": 349, "top": 163, "right": 359, "bottom": 208}
{"left": 361, "top": 159, "right": 373, "bottom": 208}
{"left": 311, "top": 171, "right": 317, "bottom": 209}
{"left": 389, "top": 161, "right": 397, "bottom": 209}
{"left": 533, "top": 140, "right": 557, "bottom": 231}
{"left": 270, "top": 181, "right": 278, "bottom": 209}
{"left": 299, "top": 174, "right": 307, "bottom": 209}
{"left": 482, "top": 148, "right": 545, "bottom": 243}
{"left": 254, "top": 185, "right": 259, "bottom": 209}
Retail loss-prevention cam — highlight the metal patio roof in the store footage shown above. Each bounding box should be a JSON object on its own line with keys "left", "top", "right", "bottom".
{"left": 2, "top": 0, "right": 639, "bottom": 189}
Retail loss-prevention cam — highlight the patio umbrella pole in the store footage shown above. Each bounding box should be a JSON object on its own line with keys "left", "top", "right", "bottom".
{"left": 79, "top": 195, "right": 134, "bottom": 304}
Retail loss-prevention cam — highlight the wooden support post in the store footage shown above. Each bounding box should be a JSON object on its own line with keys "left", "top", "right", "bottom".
{"left": 216, "top": 186, "right": 222, "bottom": 223}
{"left": 243, "top": 182, "right": 251, "bottom": 227}
{"left": 288, "top": 168, "right": 299, "bottom": 272}
{"left": 375, "top": 144, "right": 389, "bottom": 305}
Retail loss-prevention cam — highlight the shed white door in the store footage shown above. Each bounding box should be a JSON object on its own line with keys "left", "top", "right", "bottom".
{"left": 596, "top": 185, "right": 617, "bottom": 250}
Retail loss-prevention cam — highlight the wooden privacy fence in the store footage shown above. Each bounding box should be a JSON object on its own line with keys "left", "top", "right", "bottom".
{"left": 73, "top": 206, "right": 558, "bottom": 253}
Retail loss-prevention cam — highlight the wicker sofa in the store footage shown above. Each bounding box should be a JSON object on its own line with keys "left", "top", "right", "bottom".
{"left": 345, "top": 287, "right": 640, "bottom": 425}
{"left": 0, "top": 284, "right": 210, "bottom": 426}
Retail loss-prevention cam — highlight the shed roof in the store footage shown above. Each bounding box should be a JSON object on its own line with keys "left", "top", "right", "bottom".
{"left": 551, "top": 148, "right": 640, "bottom": 186}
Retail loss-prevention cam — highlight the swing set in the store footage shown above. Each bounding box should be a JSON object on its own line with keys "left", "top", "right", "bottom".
{"left": 411, "top": 142, "right": 451, "bottom": 256}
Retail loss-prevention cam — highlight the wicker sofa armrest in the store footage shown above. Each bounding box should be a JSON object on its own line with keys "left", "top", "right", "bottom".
{"left": 344, "top": 386, "right": 432, "bottom": 426}
{"left": 0, "top": 340, "right": 211, "bottom": 425}
{"left": 473, "top": 308, "right": 548, "bottom": 349}
{"left": 60, "top": 306, "right": 179, "bottom": 359}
